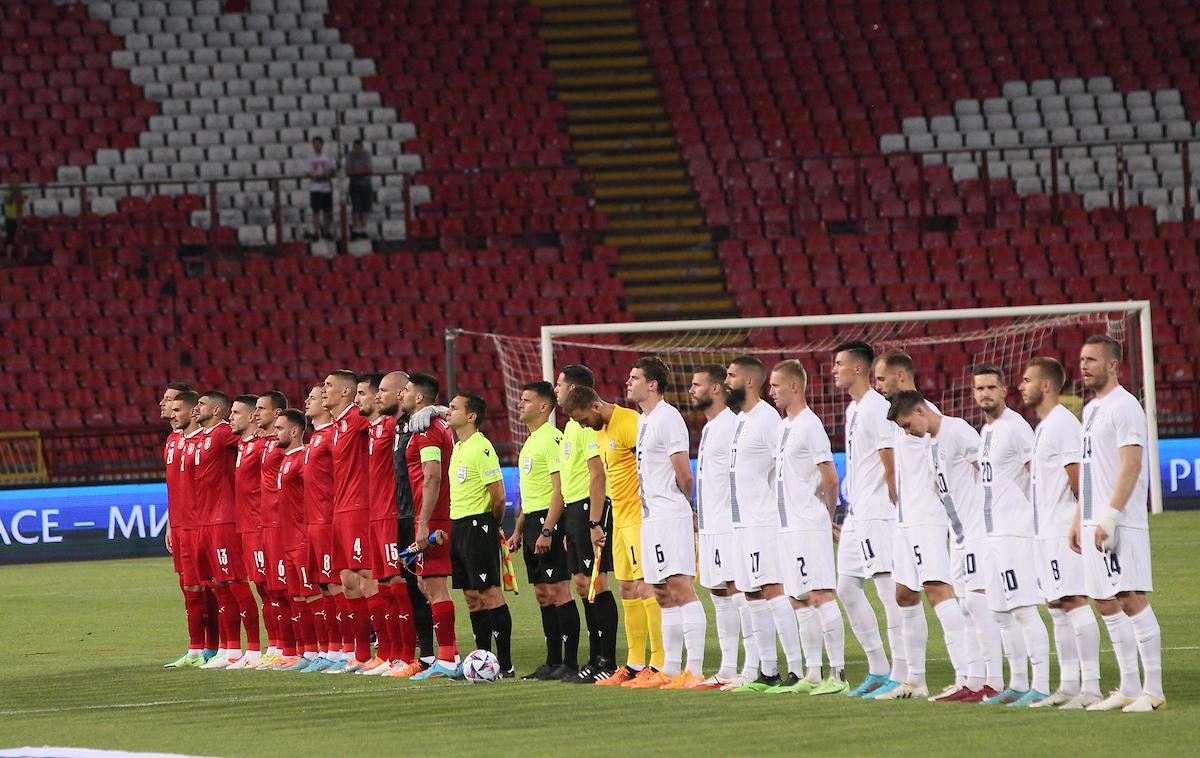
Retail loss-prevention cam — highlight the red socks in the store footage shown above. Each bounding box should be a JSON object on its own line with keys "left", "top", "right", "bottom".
{"left": 255, "top": 582, "right": 275, "bottom": 648}
{"left": 348, "top": 595, "right": 372, "bottom": 663}
{"left": 367, "top": 592, "right": 391, "bottom": 662}
{"left": 203, "top": 587, "right": 220, "bottom": 650}
{"left": 386, "top": 583, "right": 414, "bottom": 663}
{"left": 272, "top": 591, "right": 296, "bottom": 657}
{"left": 183, "top": 589, "right": 207, "bottom": 650}
{"left": 210, "top": 584, "right": 239, "bottom": 650}
{"left": 322, "top": 595, "right": 340, "bottom": 654}
{"left": 228, "top": 581, "right": 261, "bottom": 651}
{"left": 334, "top": 593, "right": 353, "bottom": 656}
{"left": 294, "top": 600, "right": 317, "bottom": 656}
{"left": 431, "top": 600, "right": 458, "bottom": 662}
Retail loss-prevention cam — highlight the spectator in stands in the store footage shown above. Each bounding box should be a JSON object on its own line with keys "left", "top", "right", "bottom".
{"left": 3, "top": 181, "right": 24, "bottom": 249}
{"left": 306, "top": 136, "right": 335, "bottom": 241}
{"left": 346, "top": 139, "right": 373, "bottom": 240}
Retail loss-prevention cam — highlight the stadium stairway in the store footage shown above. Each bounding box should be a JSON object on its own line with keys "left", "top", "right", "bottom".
{"left": 533, "top": 0, "right": 737, "bottom": 319}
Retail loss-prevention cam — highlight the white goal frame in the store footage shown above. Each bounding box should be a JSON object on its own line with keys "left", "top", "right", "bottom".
{"left": 539, "top": 300, "right": 1162, "bottom": 515}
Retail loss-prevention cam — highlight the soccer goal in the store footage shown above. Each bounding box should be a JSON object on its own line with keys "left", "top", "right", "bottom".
{"left": 450, "top": 300, "right": 1161, "bottom": 514}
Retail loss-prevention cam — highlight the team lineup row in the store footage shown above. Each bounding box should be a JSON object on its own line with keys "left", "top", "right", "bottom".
{"left": 156, "top": 335, "right": 1165, "bottom": 711}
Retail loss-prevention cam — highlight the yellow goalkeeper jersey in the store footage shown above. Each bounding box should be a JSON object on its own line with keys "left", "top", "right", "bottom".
{"left": 599, "top": 404, "right": 640, "bottom": 526}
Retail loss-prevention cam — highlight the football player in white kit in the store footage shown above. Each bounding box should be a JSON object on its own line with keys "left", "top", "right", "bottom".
{"left": 831, "top": 341, "right": 905, "bottom": 698}
{"left": 1019, "top": 356, "right": 1104, "bottom": 709}
{"left": 889, "top": 390, "right": 998, "bottom": 703}
{"left": 626, "top": 357, "right": 706, "bottom": 690}
{"left": 972, "top": 364, "right": 1052, "bottom": 707}
{"left": 688, "top": 365, "right": 754, "bottom": 690}
{"left": 769, "top": 360, "right": 848, "bottom": 696}
{"left": 1071, "top": 336, "right": 1163, "bottom": 712}
{"left": 726, "top": 356, "right": 807, "bottom": 693}
{"left": 873, "top": 350, "right": 976, "bottom": 702}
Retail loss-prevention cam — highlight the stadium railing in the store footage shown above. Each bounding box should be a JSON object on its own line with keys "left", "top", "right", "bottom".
{"left": 0, "top": 431, "right": 48, "bottom": 485}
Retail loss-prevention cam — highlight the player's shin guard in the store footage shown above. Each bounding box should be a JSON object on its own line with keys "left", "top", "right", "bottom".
{"left": 295, "top": 599, "right": 318, "bottom": 656}
{"left": 311, "top": 596, "right": 328, "bottom": 653}
{"left": 710, "top": 594, "right": 740, "bottom": 679}
{"left": 749, "top": 599, "right": 779, "bottom": 677}
{"left": 469, "top": 609, "right": 493, "bottom": 652}
{"left": 255, "top": 582, "right": 275, "bottom": 648}
{"left": 1068, "top": 605, "right": 1102, "bottom": 696}
{"left": 183, "top": 588, "right": 208, "bottom": 652}
{"left": 367, "top": 592, "right": 391, "bottom": 661}
{"left": 1014, "top": 605, "right": 1050, "bottom": 694}
{"left": 681, "top": 600, "right": 707, "bottom": 676}
{"left": 333, "top": 593, "right": 352, "bottom": 656}
{"left": 556, "top": 600, "right": 581, "bottom": 668}
{"left": 966, "top": 592, "right": 1003, "bottom": 689}
{"left": 768, "top": 595, "right": 804, "bottom": 676}
{"left": 660, "top": 606, "right": 684, "bottom": 676}
{"left": 873, "top": 574, "right": 906, "bottom": 682}
{"left": 993, "top": 609, "right": 1030, "bottom": 691}
{"left": 817, "top": 600, "right": 846, "bottom": 671}
{"left": 899, "top": 604, "right": 928, "bottom": 685}
{"left": 406, "top": 572, "right": 434, "bottom": 661}
{"left": 837, "top": 575, "right": 888, "bottom": 676}
{"left": 489, "top": 605, "right": 513, "bottom": 672}
{"left": 1101, "top": 610, "right": 1141, "bottom": 697}
{"left": 322, "top": 594, "right": 340, "bottom": 655}
{"left": 932, "top": 598, "right": 971, "bottom": 685}
{"left": 211, "top": 584, "right": 240, "bottom": 651}
{"left": 228, "top": 581, "right": 262, "bottom": 652}
{"left": 1129, "top": 606, "right": 1164, "bottom": 699}
{"left": 203, "top": 587, "right": 220, "bottom": 651}
{"left": 581, "top": 599, "right": 598, "bottom": 662}
{"left": 275, "top": 593, "right": 296, "bottom": 657}
{"left": 795, "top": 606, "right": 823, "bottom": 680}
{"left": 539, "top": 605, "right": 562, "bottom": 666}
{"left": 430, "top": 600, "right": 458, "bottom": 663}
{"left": 642, "top": 597, "right": 664, "bottom": 670}
{"left": 621, "top": 597, "right": 649, "bottom": 668}
{"left": 593, "top": 590, "right": 619, "bottom": 662}
{"left": 389, "top": 582, "right": 416, "bottom": 663}
{"left": 734, "top": 592, "right": 759, "bottom": 676}
{"left": 1048, "top": 608, "right": 1079, "bottom": 694}
{"left": 347, "top": 595, "right": 372, "bottom": 663}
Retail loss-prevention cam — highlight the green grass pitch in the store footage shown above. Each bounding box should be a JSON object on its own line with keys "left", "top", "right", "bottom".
{"left": 2, "top": 514, "right": 1196, "bottom": 757}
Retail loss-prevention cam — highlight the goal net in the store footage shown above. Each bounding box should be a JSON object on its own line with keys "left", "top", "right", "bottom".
{"left": 453, "top": 301, "right": 1161, "bottom": 513}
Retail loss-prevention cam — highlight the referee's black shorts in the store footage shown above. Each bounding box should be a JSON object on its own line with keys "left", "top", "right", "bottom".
{"left": 520, "top": 510, "right": 570, "bottom": 584}
{"left": 564, "top": 498, "right": 614, "bottom": 576}
{"left": 450, "top": 512, "right": 501, "bottom": 591}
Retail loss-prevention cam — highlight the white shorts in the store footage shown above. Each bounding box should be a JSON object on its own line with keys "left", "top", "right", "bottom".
{"left": 1037, "top": 535, "right": 1087, "bottom": 602}
{"left": 1082, "top": 525, "right": 1153, "bottom": 600}
{"left": 984, "top": 534, "right": 1043, "bottom": 612}
{"left": 733, "top": 524, "right": 783, "bottom": 593}
{"left": 836, "top": 516, "right": 895, "bottom": 579}
{"left": 952, "top": 537, "right": 988, "bottom": 596}
{"left": 640, "top": 515, "right": 696, "bottom": 585}
{"left": 698, "top": 531, "right": 736, "bottom": 590}
{"left": 893, "top": 525, "right": 954, "bottom": 591}
{"left": 780, "top": 528, "right": 837, "bottom": 599}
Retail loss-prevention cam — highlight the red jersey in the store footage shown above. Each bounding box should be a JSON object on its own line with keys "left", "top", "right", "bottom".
{"left": 406, "top": 415, "right": 454, "bottom": 523}
{"left": 303, "top": 422, "right": 336, "bottom": 525}
{"left": 165, "top": 430, "right": 196, "bottom": 528}
{"left": 192, "top": 422, "right": 238, "bottom": 526}
{"left": 234, "top": 434, "right": 267, "bottom": 534}
{"left": 178, "top": 428, "right": 203, "bottom": 526}
{"left": 259, "top": 442, "right": 285, "bottom": 528}
{"left": 331, "top": 403, "right": 370, "bottom": 513}
{"left": 278, "top": 446, "right": 306, "bottom": 547}
{"left": 368, "top": 415, "right": 397, "bottom": 520}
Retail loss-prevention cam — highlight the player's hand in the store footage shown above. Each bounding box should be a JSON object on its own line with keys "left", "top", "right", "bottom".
{"left": 534, "top": 534, "right": 551, "bottom": 555}
{"left": 1093, "top": 525, "right": 1109, "bottom": 552}
{"left": 507, "top": 531, "right": 521, "bottom": 552}
{"left": 409, "top": 405, "right": 448, "bottom": 433}
{"left": 590, "top": 524, "right": 606, "bottom": 550}
{"left": 416, "top": 523, "right": 430, "bottom": 551}
{"left": 1068, "top": 523, "right": 1082, "bottom": 555}
{"left": 165, "top": 525, "right": 174, "bottom": 554}
{"left": 831, "top": 523, "right": 841, "bottom": 544}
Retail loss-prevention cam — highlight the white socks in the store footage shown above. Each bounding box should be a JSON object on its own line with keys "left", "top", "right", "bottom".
{"left": 735, "top": 592, "right": 759, "bottom": 677}
{"left": 1129, "top": 605, "right": 1163, "bottom": 698}
{"left": 1048, "top": 607, "right": 1080, "bottom": 695}
{"left": 816, "top": 600, "right": 846, "bottom": 673}
{"left": 1101, "top": 610, "right": 1142, "bottom": 697}
{"left": 993, "top": 609, "right": 1030, "bottom": 691}
{"left": 768, "top": 595, "right": 805, "bottom": 676}
{"left": 1014, "top": 605, "right": 1050, "bottom": 693}
{"left": 749, "top": 599, "right": 778, "bottom": 677}
{"left": 899, "top": 603, "right": 928, "bottom": 685}
{"left": 1068, "top": 605, "right": 1102, "bottom": 696}
{"left": 837, "top": 574, "right": 889, "bottom": 675}
{"left": 710, "top": 593, "right": 741, "bottom": 679}
{"left": 873, "top": 574, "right": 907, "bottom": 682}
{"left": 967, "top": 592, "right": 1004, "bottom": 689}
{"left": 660, "top": 606, "right": 684, "bottom": 676}
{"left": 933, "top": 598, "right": 972, "bottom": 686}
{"left": 681, "top": 600, "right": 708, "bottom": 676}
{"left": 794, "top": 606, "right": 823, "bottom": 681}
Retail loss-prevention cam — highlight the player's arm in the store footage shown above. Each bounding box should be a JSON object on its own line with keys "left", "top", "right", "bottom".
{"left": 416, "top": 458, "right": 441, "bottom": 549}
{"left": 1095, "top": 444, "right": 1143, "bottom": 549}
{"left": 535, "top": 471, "right": 564, "bottom": 555}
{"left": 817, "top": 460, "right": 840, "bottom": 524}
{"left": 587, "top": 455, "right": 607, "bottom": 548}
{"left": 1069, "top": 500, "right": 1083, "bottom": 554}
{"left": 1064, "top": 462, "right": 1080, "bottom": 499}
{"left": 486, "top": 479, "right": 506, "bottom": 523}
{"left": 879, "top": 448, "right": 897, "bottom": 503}
{"left": 165, "top": 522, "right": 173, "bottom": 553}
{"left": 670, "top": 451, "right": 693, "bottom": 504}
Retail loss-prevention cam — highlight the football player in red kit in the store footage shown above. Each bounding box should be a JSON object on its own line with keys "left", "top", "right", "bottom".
{"left": 226, "top": 394, "right": 267, "bottom": 669}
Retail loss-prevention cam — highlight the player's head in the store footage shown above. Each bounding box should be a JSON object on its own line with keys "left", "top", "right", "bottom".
{"left": 726, "top": 355, "right": 765, "bottom": 406}
{"left": 402, "top": 372, "right": 439, "bottom": 415}
{"left": 887, "top": 389, "right": 934, "bottom": 436}
{"left": 971, "top": 364, "right": 1007, "bottom": 417}
{"left": 322, "top": 369, "right": 358, "bottom": 413}
{"left": 769, "top": 359, "right": 808, "bottom": 409}
{"left": 448, "top": 392, "right": 486, "bottom": 432}
{"left": 555, "top": 364, "right": 594, "bottom": 407}
{"left": 833, "top": 340, "right": 874, "bottom": 391}
{"left": 1021, "top": 357, "right": 1066, "bottom": 408}
{"left": 169, "top": 390, "right": 199, "bottom": 431}
{"left": 229, "top": 394, "right": 259, "bottom": 436}
{"left": 274, "top": 408, "right": 307, "bottom": 449}
{"left": 355, "top": 372, "right": 383, "bottom": 418}
{"left": 689, "top": 364, "right": 727, "bottom": 412}
{"left": 874, "top": 348, "right": 915, "bottom": 399}
{"left": 518, "top": 381, "right": 555, "bottom": 426}
{"left": 627, "top": 356, "right": 670, "bottom": 403}
{"left": 562, "top": 385, "right": 604, "bottom": 431}
{"left": 304, "top": 384, "right": 331, "bottom": 424}
{"left": 1080, "top": 335, "right": 1121, "bottom": 392}
{"left": 160, "top": 382, "right": 194, "bottom": 420}
{"left": 255, "top": 390, "right": 287, "bottom": 432}
{"left": 196, "top": 390, "right": 230, "bottom": 426}
{"left": 377, "top": 370, "right": 409, "bottom": 417}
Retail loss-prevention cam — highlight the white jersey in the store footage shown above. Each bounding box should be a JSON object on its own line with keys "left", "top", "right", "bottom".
{"left": 1032, "top": 404, "right": 1082, "bottom": 538}
{"left": 729, "top": 399, "right": 781, "bottom": 528}
{"left": 635, "top": 401, "right": 692, "bottom": 522}
{"left": 895, "top": 400, "right": 945, "bottom": 528}
{"left": 979, "top": 407, "right": 1035, "bottom": 537}
{"left": 844, "top": 389, "right": 894, "bottom": 520}
{"left": 1081, "top": 385, "right": 1149, "bottom": 530}
{"left": 696, "top": 407, "right": 737, "bottom": 534}
{"left": 776, "top": 407, "right": 835, "bottom": 532}
{"left": 931, "top": 416, "right": 983, "bottom": 544}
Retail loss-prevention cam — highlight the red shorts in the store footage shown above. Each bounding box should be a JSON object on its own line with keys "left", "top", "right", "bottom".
{"left": 307, "top": 523, "right": 335, "bottom": 583}
{"left": 263, "top": 526, "right": 290, "bottom": 592}
{"left": 287, "top": 545, "right": 317, "bottom": 596}
{"left": 333, "top": 510, "right": 369, "bottom": 571}
{"left": 241, "top": 530, "right": 267, "bottom": 583}
{"left": 174, "top": 527, "right": 203, "bottom": 587}
{"left": 370, "top": 519, "right": 400, "bottom": 579}
{"left": 416, "top": 519, "right": 452, "bottom": 578}
{"left": 197, "top": 523, "right": 246, "bottom": 582}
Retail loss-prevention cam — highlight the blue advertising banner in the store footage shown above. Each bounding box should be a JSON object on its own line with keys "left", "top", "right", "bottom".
{"left": 1, "top": 442, "right": 1193, "bottom": 565}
